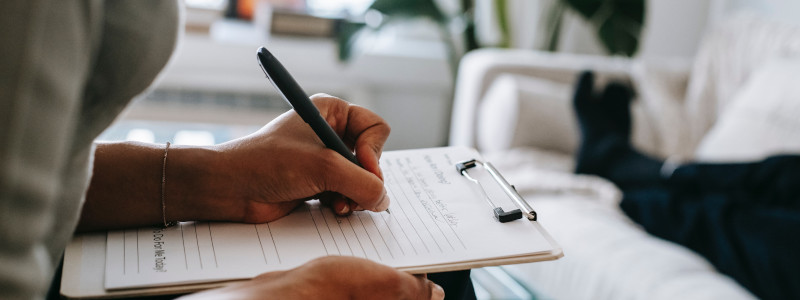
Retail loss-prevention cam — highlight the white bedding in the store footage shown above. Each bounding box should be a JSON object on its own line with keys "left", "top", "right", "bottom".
{"left": 484, "top": 148, "right": 755, "bottom": 300}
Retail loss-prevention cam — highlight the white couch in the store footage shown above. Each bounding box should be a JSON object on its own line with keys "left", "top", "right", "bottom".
{"left": 451, "top": 14, "right": 800, "bottom": 300}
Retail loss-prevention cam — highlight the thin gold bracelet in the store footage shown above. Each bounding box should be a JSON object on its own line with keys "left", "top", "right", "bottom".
{"left": 161, "top": 142, "right": 177, "bottom": 228}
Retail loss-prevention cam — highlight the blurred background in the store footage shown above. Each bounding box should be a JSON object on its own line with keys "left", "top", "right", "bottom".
{"left": 102, "top": 0, "right": 739, "bottom": 149}
{"left": 101, "top": 0, "right": 800, "bottom": 298}
{"left": 102, "top": 0, "right": 798, "bottom": 149}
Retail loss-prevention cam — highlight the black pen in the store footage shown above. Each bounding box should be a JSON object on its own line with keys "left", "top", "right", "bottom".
{"left": 256, "top": 47, "right": 361, "bottom": 167}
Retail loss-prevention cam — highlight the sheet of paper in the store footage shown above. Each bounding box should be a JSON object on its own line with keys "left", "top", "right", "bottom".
{"left": 105, "top": 146, "right": 557, "bottom": 290}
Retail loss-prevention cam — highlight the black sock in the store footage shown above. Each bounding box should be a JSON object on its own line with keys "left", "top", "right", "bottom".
{"left": 572, "top": 71, "right": 665, "bottom": 186}
{"left": 605, "top": 147, "right": 665, "bottom": 188}
{"left": 573, "top": 71, "right": 632, "bottom": 177}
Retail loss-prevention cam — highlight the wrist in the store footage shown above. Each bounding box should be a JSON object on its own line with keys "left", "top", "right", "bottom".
{"left": 166, "top": 146, "right": 241, "bottom": 222}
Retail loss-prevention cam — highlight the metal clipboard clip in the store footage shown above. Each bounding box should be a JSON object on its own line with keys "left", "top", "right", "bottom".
{"left": 456, "top": 159, "right": 538, "bottom": 223}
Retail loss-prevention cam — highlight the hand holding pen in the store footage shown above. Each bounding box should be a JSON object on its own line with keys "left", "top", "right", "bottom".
{"left": 253, "top": 47, "right": 391, "bottom": 216}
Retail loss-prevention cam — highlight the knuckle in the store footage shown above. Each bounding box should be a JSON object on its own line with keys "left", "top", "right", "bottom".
{"left": 311, "top": 94, "right": 343, "bottom": 106}
{"left": 370, "top": 143, "right": 384, "bottom": 158}
{"left": 378, "top": 118, "right": 391, "bottom": 133}
{"left": 383, "top": 273, "right": 414, "bottom": 297}
{"left": 305, "top": 256, "right": 336, "bottom": 269}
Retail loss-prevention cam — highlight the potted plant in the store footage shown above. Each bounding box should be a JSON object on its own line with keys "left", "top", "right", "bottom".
{"left": 337, "top": 0, "right": 645, "bottom": 68}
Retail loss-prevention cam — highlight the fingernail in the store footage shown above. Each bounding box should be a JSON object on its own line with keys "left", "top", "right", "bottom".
{"left": 375, "top": 190, "right": 390, "bottom": 212}
{"left": 431, "top": 283, "right": 444, "bottom": 300}
{"left": 338, "top": 204, "right": 350, "bottom": 215}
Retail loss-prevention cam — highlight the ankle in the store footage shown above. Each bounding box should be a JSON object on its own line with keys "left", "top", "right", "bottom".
{"left": 575, "top": 134, "right": 629, "bottom": 177}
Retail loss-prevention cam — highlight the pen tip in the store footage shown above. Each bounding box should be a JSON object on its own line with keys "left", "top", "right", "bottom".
{"left": 257, "top": 47, "right": 271, "bottom": 59}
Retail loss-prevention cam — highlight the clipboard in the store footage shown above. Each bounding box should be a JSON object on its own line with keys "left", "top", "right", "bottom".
{"left": 61, "top": 146, "right": 562, "bottom": 299}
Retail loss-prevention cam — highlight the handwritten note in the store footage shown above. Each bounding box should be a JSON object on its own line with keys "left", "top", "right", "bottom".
{"left": 104, "top": 147, "right": 557, "bottom": 290}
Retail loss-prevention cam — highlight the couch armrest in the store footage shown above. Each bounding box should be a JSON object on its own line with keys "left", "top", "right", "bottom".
{"left": 449, "top": 48, "right": 635, "bottom": 150}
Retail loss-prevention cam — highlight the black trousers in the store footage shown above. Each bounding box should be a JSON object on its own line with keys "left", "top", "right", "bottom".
{"left": 619, "top": 155, "right": 800, "bottom": 300}
{"left": 429, "top": 270, "right": 477, "bottom": 300}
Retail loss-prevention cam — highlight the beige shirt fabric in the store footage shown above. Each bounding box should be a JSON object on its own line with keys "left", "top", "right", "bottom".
{"left": 0, "top": 1, "right": 178, "bottom": 298}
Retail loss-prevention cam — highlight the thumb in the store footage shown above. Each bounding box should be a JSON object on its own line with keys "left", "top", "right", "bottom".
{"left": 321, "top": 152, "right": 390, "bottom": 212}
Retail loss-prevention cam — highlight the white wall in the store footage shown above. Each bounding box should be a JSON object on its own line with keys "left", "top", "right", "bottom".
{"left": 637, "top": 0, "right": 712, "bottom": 59}
{"left": 711, "top": 0, "right": 800, "bottom": 25}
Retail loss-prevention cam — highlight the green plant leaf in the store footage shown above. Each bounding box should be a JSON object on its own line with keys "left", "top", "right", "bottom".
{"left": 562, "top": 0, "right": 602, "bottom": 19}
{"left": 459, "top": 0, "right": 479, "bottom": 51}
{"left": 336, "top": 20, "right": 366, "bottom": 62}
{"left": 561, "top": 0, "right": 645, "bottom": 56}
{"left": 545, "top": 1, "right": 567, "bottom": 52}
{"left": 597, "top": 7, "right": 642, "bottom": 56}
{"left": 495, "top": 0, "right": 510, "bottom": 48}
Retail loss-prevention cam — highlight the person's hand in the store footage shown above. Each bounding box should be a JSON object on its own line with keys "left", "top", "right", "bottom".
{"left": 185, "top": 94, "right": 391, "bottom": 223}
{"left": 178, "top": 256, "right": 444, "bottom": 300}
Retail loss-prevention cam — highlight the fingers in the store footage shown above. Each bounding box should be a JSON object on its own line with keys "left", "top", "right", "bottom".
{"left": 309, "top": 94, "right": 390, "bottom": 180}
{"left": 431, "top": 279, "right": 445, "bottom": 300}
{"left": 306, "top": 94, "right": 391, "bottom": 212}
{"left": 414, "top": 274, "right": 445, "bottom": 300}
{"left": 318, "top": 192, "right": 354, "bottom": 216}
{"left": 304, "top": 256, "right": 444, "bottom": 300}
{"left": 319, "top": 151, "right": 390, "bottom": 212}
{"left": 346, "top": 104, "right": 390, "bottom": 180}
{"left": 253, "top": 269, "right": 287, "bottom": 281}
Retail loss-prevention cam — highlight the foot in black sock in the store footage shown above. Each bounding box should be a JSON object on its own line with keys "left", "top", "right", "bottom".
{"left": 573, "top": 71, "right": 634, "bottom": 177}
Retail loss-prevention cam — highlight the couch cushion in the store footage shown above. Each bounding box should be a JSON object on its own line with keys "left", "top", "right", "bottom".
{"left": 695, "top": 58, "right": 800, "bottom": 161}
{"left": 502, "top": 197, "right": 755, "bottom": 300}
{"left": 477, "top": 74, "right": 577, "bottom": 154}
{"left": 684, "top": 14, "right": 800, "bottom": 150}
